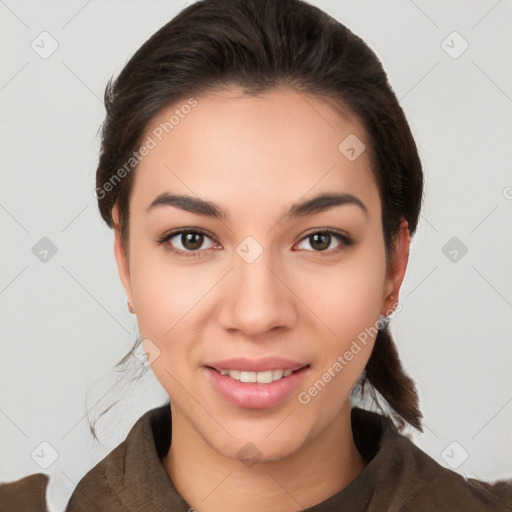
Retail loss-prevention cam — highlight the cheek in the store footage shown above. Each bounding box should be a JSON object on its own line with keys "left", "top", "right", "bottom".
{"left": 304, "top": 250, "right": 387, "bottom": 337}
{"left": 299, "top": 246, "right": 387, "bottom": 386}
{"left": 127, "top": 250, "right": 205, "bottom": 394}
{"left": 127, "top": 242, "right": 200, "bottom": 342}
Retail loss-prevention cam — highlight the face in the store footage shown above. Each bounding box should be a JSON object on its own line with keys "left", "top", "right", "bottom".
{"left": 113, "top": 87, "right": 408, "bottom": 462}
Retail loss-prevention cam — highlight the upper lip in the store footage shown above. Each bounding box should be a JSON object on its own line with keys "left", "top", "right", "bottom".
{"left": 205, "top": 357, "right": 309, "bottom": 372}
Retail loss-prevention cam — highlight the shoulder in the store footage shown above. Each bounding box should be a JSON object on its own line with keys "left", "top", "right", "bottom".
{"left": 392, "top": 431, "right": 512, "bottom": 511}
{"left": 0, "top": 472, "right": 49, "bottom": 512}
{"left": 0, "top": 445, "right": 128, "bottom": 512}
{"left": 65, "top": 441, "right": 128, "bottom": 512}
{"left": 0, "top": 404, "right": 171, "bottom": 512}
{"left": 351, "top": 407, "right": 512, "bottom": 511}
{"left": 66, "top": 402, "right": 175, "bottom": 511}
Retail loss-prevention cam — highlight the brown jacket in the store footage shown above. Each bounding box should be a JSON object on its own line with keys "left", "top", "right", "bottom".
{"left": 1, "top": 403, "right": 511, "bottom": 511}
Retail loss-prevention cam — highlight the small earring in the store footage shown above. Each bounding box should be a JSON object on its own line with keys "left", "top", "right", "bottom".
{"left": 127, "top": 299, "right": 135, "bottom": 314}
{"left": 378, "top": 313, "right": 389, "bottom": 330}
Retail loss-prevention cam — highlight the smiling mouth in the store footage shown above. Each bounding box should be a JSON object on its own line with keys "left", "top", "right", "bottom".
{"left": 208, "top": 366, "right": 310, "bottom": 384}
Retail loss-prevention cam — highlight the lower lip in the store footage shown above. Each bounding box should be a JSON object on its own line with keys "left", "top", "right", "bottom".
{"left": 204, "top": 366, "right": 310, "bottom": 409}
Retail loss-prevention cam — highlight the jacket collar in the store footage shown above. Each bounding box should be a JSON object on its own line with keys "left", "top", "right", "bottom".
{"left": 69, "top": 401, "right": 432, "bottom": 511}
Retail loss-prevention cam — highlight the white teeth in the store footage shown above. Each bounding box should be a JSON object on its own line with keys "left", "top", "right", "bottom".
{"left": 272, "top": 369, "right": 284, "bottom": 380}
{"left": 240, "top": 371, "right": 256, "bottom": 383}
{"left": 219, "top": 368, "right": 297, "bottom": 383}
{"left": 256, "top": 370, "right": 273, "bottom": 383}
{"left": 227, "top": 369, "right": 240, "bottom": 380}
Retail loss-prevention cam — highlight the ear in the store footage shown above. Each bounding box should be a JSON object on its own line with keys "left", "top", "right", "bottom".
{"left": 381, "top": 218, "right": 410, "bottom": 315}
{"left": 112, "top": 204, "right": 133, "bottom": 304}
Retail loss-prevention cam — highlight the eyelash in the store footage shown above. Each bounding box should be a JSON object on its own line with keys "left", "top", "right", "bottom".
{"left": 156, "top": 228, "right": 353, "bottom": 259}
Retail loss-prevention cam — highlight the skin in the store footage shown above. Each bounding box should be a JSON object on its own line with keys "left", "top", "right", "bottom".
{"left": 112, "top": 87, "right": 410, "bottom": 512}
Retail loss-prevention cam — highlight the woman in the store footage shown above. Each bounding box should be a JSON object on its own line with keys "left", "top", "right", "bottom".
{"left": 1, "top": 0, "right": 510, "bottom": 510}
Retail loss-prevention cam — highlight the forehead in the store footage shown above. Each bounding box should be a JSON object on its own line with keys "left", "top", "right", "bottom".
{"left": 130, "top": 88, "right": 380, "bottom": 222}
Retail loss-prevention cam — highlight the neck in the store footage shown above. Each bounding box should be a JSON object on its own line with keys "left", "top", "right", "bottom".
{"left": 162, "top": 402, "right": 367, "bottom": 512}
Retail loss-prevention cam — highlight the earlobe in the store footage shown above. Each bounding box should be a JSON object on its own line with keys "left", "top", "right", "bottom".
{"left": 382, "top": 219, "right": 410, "bottom": 314}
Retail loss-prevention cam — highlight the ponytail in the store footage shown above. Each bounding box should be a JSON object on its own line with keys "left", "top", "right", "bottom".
{"left": 356, "top": 326, "right": 423, "bottom": 433}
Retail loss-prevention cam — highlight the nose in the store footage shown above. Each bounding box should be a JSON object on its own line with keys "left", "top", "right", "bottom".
{"left": 218, "top": 244, "right": 299, "bottom": 338}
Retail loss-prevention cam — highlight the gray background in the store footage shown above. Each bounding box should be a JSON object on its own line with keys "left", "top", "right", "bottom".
{"left": 1, "top": 0, "right": 511, "bottom": 510}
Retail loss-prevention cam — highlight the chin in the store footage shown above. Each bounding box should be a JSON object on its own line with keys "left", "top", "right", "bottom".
{"left": 217, "top": 433, "right": 307, "bottom": 466}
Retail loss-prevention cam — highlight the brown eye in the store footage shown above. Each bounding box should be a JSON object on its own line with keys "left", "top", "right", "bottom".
{"left": 157, "top": 229, "right": 216, "bottom": 256}
{"left": 309, "top": 233, "right": 331, "bottom": 251}
{"left": 180, "top": 232, "right": 205, "bottom": 251}
{"left": 296, "top": 230, "right": 352, "bottom": 253}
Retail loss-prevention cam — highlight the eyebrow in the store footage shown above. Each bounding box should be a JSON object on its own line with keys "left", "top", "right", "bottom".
{"left": 146, "top": 191, "right": 368, "bottom": 220}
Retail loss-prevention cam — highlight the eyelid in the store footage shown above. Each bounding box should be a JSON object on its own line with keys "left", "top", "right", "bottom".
{"left": 294, "top": 228, "right": 352, "bottom": 253}
{"left": 157, "top": 227, "right": 216, "bottom": 241}
{"left": 298, "top": 227, "right": 351, "bottom": 242}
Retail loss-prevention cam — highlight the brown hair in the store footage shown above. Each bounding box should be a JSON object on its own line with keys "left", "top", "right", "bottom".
{"left": 93, "top": 0, "right": 423, "bottom": 435}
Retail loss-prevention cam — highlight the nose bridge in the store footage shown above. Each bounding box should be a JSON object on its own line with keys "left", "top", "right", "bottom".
{"left": 220, "top": 237, "right": 297, "bottom": 336}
